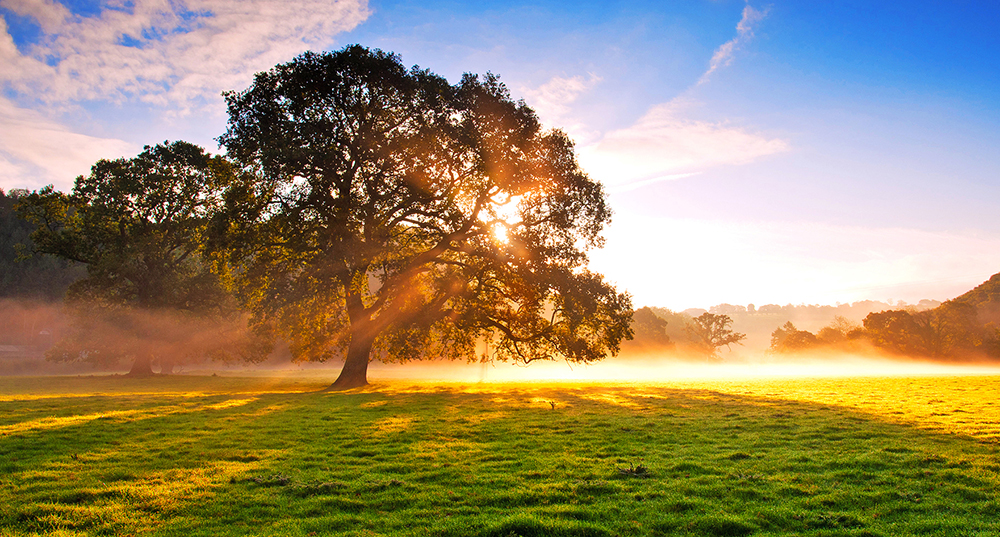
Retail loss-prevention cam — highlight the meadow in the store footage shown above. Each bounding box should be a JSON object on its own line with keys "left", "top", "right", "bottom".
{"left": 2, "top": 373, "right": 1000, "bottom": 536}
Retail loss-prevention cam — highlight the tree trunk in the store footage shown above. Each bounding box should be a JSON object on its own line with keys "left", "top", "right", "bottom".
{"left": 126, "top": 354, "right": 155, "bottom": 378}
{"left": 159, "top": 357, "right": 176, "bottom": 375}
{"left": 327, "top": 332, "right": 373, "bottom": 391}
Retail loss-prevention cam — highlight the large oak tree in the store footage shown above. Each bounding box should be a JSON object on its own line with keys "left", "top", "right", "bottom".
{"left": 215, "top": 45, "right": 632, "bottom": 389}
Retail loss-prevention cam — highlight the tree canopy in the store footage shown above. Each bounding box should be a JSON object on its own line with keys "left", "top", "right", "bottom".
{"left": 622, "top": 306, "right": 674, "bottom": 350}
{"left": 0, "top": 188, "right": 83, "bottom": 299}
{"left": 863, "top": 302, "right": 989, "bottom": 359}
{"left": 17, "top": 141, "right": 268, "bottom": 376}
{"left": 769, "top": 317, "right": 864, "bottom": 354}
{"left": 685, "top": 312, "right": 746, "bottom": 358}
{"left": 214, "top": 45, "right": 632, "bottom": 389}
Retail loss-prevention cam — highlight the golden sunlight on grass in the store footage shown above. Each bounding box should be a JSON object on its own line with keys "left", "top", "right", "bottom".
{"left": 0, "top": 397, "right": 273, "bottom": 438}
{"left": 203, "top": 397, "right": 258, "bottom": 410}
{"left": 367, "top": 375, "right": 1000, "bottom": 443}
{"left": 18, "top": 456, "right": 275, "bottom": 536}
{"left": 444, "top": 407, "right": 508, "bottom": 425}
{"left": 679, "top": 376, "right": 1000, "bottom": 442}
{"left": 5, "top": 375, "right": 1000, "bottom": 536}
{"left": 0, "top": 375, "right": 327, "bottom": 402}
{"left": 0, "top": 410, "right": 145, "bottom": 437}
{"left": 574, "top": 392, "right": 644, "bottom": 409}
{"left": 370, "top": 415, "right": 414, "bottom": 435}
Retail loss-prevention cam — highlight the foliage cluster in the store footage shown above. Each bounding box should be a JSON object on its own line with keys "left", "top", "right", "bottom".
{"left": 765, "top": 275, "right": 1000, "bottom": 360}
{"left": 862, "top": 300, "right": 999, "bottom": 359}
{"left": 16, "top": 142, "right": 271, "bottom": 376}
{"left": 0, "top": 188, "right": 83, "bottom": 300}
{"left": 769, "top": 317, "right": 865, "bottom": 354}
{"left": 621, "top": 307, "right": 674, "bottom": 351}
{"left": 2, "top": 375, "right": 1000, "bottom": 536}
{"left": 624, "top": 308, "right": 746, "bottom": 359}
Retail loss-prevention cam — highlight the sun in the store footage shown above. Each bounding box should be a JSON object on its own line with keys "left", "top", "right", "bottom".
{"left": 492, "top": 222, "right": 510, "bottom": 243}
{"left": 486, "top": 194, "right": 524, "bottom": 244}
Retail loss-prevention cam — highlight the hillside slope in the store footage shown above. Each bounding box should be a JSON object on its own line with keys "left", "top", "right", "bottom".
{"left": 951, "top": 272, "right": 1000, "bottom": 324}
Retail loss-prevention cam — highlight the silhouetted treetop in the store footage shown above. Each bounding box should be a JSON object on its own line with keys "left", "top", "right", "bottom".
{"left": 625, "top": 307, "right": 673, "bottom": 350}
{"left": 686, "top": 312, "right": 745, "bottom": 358}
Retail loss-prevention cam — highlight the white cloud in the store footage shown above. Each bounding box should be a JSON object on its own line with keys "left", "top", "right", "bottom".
{"left": 699, "top": 3, "right": 769, "bottom": 85}
{"left": 522, "top": 73, "right": 602, "bottom": 144}
{"left": 0, "top": 0, "right": 369, "bottom": 189}
{"left": 0, "top": 0, "right": 371, "bottom": 109}
{"left": 578, "top": 98, "right": 788, "bottom": 189}
{"left": 0, "top": 16, "right": 40, "bottom": 82}
{"left": 522, "top": 73, "right": 600, "bottom": 122}
{"left": 0, "top": 98, "right": 136, "bottom": 191}
{"left": 2, "top": 0, "right": 71, "bottom": 33}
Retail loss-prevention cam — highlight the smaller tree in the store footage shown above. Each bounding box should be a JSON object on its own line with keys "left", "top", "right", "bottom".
{"left": 686, "top": 312, "right": 745, "bottom": 358}
{"left": 862, "top": 310, "right": 918, "bottom": 355}
{"left": 17, "top": 141, "right": 269, "bottom": 376}
{"left": 0, "top": 188, "right": 84, "bottom": 299}
{"left": 816, "top": 316, "right": 862, "bottom": 345}
{"left": 770, "top": 321, "right": 817, "bottom": 353}
{"left": 622, "top": 307, "right": 673, "bottom": 351}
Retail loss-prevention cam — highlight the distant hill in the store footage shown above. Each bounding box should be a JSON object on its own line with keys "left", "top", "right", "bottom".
{"left": 950, "top": 272, "right": 1000, "bottom": 325}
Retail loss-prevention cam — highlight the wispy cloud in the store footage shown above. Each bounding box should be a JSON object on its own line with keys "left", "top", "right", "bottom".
{"left": 0, "top": 97, "right": 136, "bottom": 191}
{"left": 522, "top": 73, "right": 602, "bottom": 144}
{"left": 699, "top": 3, "right": 770, "bottom": 85}
{"left": 523, "top": 73, "right": 601, "bottom": 122}
{"left": 2, "top": 0, "right": 71, "bottom": 32}
{"left": 520, "top": 4, "right": 781, "bottom": 192}
{"left": 578, "top": 98, "right": 788, "bottom": 190}
{"left": 1, "top": 0, "right": 370, "bottom": 109}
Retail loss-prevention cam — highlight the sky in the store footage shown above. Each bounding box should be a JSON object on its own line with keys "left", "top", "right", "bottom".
{"left": 2, "top": 0, "right": 999, "bottom": 311}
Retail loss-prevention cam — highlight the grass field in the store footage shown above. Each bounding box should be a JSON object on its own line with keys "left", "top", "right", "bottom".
{"left": 2, "top": 374, "right": 1000, "bottom": 536}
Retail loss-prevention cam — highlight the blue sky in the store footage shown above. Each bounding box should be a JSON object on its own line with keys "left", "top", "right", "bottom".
{"left": 2, "top": 0, "right": 999, "bottom": 310}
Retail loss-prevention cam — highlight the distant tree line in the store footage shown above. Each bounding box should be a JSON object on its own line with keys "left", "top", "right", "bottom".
{"left": 769, "top": 317, "right": 865, "bottom": 354}
{"left": 765, "top": 277, "right": 1000, "bottom": 360}
{"left": 625, "top": 276, "right": 1000, "bottom": 362}
{"left": 623, "top": 307, "right": 745, "bottom": 359}
{"left": 706, "top": 299, "right": 941, "bottom": 320}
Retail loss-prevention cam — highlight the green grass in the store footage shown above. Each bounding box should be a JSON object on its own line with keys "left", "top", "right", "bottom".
{"left": 2, "top": 374, "right": 1000, "bottom": 536}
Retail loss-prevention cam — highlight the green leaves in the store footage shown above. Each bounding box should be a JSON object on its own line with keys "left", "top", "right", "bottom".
{"left": 15, "top": 142, "right": 270, "bottom": 370}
